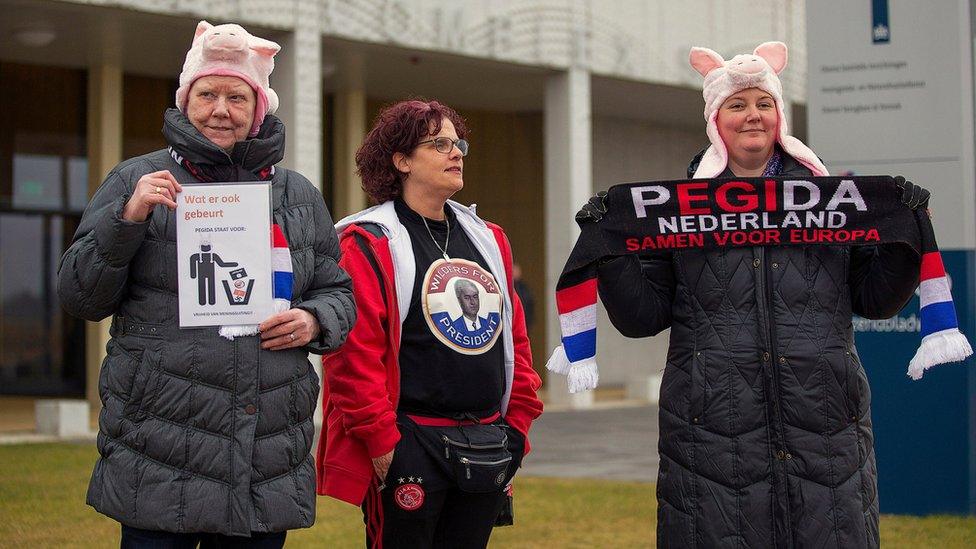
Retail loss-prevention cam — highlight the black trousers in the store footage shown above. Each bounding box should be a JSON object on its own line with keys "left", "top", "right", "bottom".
{"left": 361, "top": 420, "right": 513, "bottom": 549}
{"left": 120, "top": 525, "right": 286, "bottom": 549}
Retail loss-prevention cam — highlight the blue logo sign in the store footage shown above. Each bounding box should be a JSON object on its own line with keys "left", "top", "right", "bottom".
{"left": 872, "top": 0, "right": 890, "bottom": 43}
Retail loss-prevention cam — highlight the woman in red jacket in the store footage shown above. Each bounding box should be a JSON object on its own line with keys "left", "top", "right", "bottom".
{"left": 316, "top": 99, "right": 543, "bottom": 548}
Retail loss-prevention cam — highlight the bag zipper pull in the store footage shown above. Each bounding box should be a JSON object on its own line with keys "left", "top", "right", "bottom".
{"left": 442, "top": 435, "right": 450, "bottom": 459}
{"left": 460, "top": 457, "right": 471, "bottom": 479}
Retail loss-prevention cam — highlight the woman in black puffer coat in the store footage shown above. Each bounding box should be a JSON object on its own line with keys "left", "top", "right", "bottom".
{"left": 58, "top": 21, "right": 355, "bottom": 546}
{"left": 586, "top": 42, "right": 924, "bottom": 548}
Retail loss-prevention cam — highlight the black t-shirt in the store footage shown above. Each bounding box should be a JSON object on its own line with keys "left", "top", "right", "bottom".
{"left": 394, "top": 199, "right": 506, "bottom": 419}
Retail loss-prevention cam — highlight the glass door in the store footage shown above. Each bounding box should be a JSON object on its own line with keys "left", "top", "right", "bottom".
{"left": 0, "top": 62, "right": 87, "bottom": 396}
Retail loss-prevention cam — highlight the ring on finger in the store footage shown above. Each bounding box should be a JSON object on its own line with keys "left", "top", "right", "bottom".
{"left": 289, "top": 333, "right": 296, "bottom": 342}
{"left": 154, "top": 186, "right": 162, "bottom": 194}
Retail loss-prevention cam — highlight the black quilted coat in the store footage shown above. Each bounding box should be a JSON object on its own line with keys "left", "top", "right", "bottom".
{"left": 597, "top": 153, "right": 919, "bottom": 548}
{"left": 58, "top": 111, "right": 355, "bottom": 535}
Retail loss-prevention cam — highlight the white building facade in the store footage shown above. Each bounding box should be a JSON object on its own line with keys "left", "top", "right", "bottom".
{"left": 0, "top": 0, "right": 808, "bottom": 408}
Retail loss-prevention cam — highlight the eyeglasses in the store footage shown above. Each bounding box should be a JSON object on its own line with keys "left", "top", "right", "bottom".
{"left": 417, "top": 136, "right": 469, "bottom": 157}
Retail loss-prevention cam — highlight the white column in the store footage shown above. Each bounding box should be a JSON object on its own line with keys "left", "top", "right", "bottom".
{"left": 275, "top": 2, "right": 322, "bottom": 189}
{"left": 85, "top": 58, "right": 123, "bottom": 416}
{"left": 544, "top": 67, "right": 594, "bottom": 408}
{"left": 332, "top": 89, "right": 367, "bottom": 219}
{"left": 331, "top": 53, "right": 368, "bottom": 220}
{"left": 274, "top": 2, "right": 326, "bottom": 428}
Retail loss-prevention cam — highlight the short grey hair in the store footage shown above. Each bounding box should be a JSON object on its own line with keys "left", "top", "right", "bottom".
{"left": 454, "top": 278, "right": 478, "bottom": 299}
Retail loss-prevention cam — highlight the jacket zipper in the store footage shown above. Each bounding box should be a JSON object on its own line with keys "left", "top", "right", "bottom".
{"left": 759, "top": 248, "right": 794, "bottom": 542}
{"left": 366, "top": 236, "right": 401, "bottom": 407}
{"left": 238, "top": 140, "right": 253, "bottom": 166}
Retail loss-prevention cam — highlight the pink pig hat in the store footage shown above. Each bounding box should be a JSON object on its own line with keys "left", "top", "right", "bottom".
{"left": 176, "top": 20, "right": 281, "bottom": 137}
{"left": 689, "top": 41, "right": 827, "bottom": 178}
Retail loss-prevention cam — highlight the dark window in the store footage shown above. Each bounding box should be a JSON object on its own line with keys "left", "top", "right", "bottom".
{"left": 123, "top": 74, "right": 177, "bottom": 159}
{"left": 0, "top": 62, "right": 88, "bottom": 396}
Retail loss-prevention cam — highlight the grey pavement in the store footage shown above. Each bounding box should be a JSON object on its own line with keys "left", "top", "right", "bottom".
{"left": 2, "top": 402, "right": 661, "bottom": 484}
{"left": 520, "top": 404, "right": 659, "bottom": 482}
{"left": 307, "top": 404, "right": 660, "bottom": 483}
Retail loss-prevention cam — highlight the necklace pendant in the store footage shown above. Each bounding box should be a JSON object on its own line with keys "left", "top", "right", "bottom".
{"left": 421, "top": 213, "right": 451, "bottom": 262}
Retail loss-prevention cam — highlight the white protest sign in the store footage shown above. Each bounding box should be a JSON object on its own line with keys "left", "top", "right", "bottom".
{"left": 176, "top": 182, "right": 272, "bottom": 327}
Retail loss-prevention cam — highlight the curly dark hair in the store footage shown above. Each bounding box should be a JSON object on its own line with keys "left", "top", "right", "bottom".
{"left": 355, "top": 99, "right": 468, "bottom": 204}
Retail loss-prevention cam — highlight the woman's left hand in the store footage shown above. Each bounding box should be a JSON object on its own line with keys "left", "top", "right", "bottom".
{"left": 259, "top": 308, "right": 321, "bottom": 350}
{"left": 893, "top": 176, "right": 931, "bottom": 210}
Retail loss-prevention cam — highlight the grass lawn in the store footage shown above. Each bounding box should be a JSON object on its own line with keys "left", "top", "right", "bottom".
{"left": 2, "top": 443, "right": 974, "bottom": 548}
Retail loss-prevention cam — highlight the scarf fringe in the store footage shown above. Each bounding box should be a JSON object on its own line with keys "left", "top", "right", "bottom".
{"left": 219, "top": 324, "right": 259, "bottom": 339}
{"left": 907, "top": 329, "right": 974, "bottom": 380}
{"left": 219, "top": 298, "right": 290, "bottom": 340}
{"left": 545, "top": 345, "right": 572, "bottom": 375}
{"left": 546, "top": 346, "right": 599, "bottom": 393}
{"left": 568, "top": 358, "right": 599, "bottom": 394}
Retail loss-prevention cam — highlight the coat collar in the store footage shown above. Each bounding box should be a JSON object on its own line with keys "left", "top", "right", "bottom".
{"left": 162, "top": 108, "right": 285, "bottom": 172}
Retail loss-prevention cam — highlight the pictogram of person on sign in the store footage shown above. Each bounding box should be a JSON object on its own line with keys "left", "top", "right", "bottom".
{"left": 189, "top": 241, "right": 238, "bottom": 305}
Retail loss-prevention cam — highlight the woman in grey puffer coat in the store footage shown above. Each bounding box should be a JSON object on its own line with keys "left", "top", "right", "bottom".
{"left": 581, "top": 42, "right": 925, "bottom": 548}
{"left": 57, "top": 21, "right": 354, "bottom": 546}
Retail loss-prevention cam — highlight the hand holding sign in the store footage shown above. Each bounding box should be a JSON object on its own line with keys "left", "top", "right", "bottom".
{"left": 259, "top": 308, "right": 321, "bottom": 350}
{"left": 123, "top": 170, "right": 183, "bottom": 222}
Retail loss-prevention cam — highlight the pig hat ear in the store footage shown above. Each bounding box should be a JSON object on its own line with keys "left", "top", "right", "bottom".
{"left": 689, "top": 47, "right": 725, "bottom": 77}
{"left": 754, "top": 41, "right": 788, "bottom": 74}
{"left": 250, "top": 36, "right": 280, "bottom": 58}
{"left": 194, "top": 20, "right": 213, "bottom": 40}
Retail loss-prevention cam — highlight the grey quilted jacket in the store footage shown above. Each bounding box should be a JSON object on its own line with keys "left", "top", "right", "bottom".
{"left": 598, "top": 153, "right": 919, "bottom": 548}
{"left": 58, "top": 111, "right": 355, "bottom": 535}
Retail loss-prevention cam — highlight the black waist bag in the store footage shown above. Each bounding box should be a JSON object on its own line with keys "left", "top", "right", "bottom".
{"left": 413, "top": 422, "right": 513, "bottom": 493}
{"left": 443, "top": 425, "right": 513, "bottom": 493}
